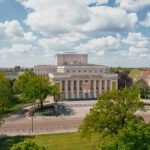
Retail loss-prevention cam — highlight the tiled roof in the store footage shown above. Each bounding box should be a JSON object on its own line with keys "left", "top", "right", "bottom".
{"left": 143, "top": 71, "right": 150, "bottom": 75}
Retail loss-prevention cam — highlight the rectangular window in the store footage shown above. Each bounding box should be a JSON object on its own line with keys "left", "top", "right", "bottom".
{"left": 74, "top": 80, "right": 76, "bottom": 91}
{"left": 91, "top": 80, "right": 93, "bottom": 90}
{"left": 68, "top": 80, "right": 71, "bottom": 91}
{"left": 79, "top": 81, "right": 82, "bottom": 90}
{"left": 102, "top": 80, "right": 105, "bottom": 90}
{"left": 62, "top": 81, "right": 65, "bottom": 91}
{"left": 96, "top": 80, "right": 99, "bottom": 90}
{"left": 107, "top": 80, "right": 110, "bottom": 89}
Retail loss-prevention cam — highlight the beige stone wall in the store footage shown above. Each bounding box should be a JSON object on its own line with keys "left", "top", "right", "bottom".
{"left": 55, "top": 54, "right": 88, "bottom": 65}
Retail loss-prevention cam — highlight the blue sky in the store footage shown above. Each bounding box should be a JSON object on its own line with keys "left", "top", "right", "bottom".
{"left": 0, "top": 0, "right": 150, "bottom": 68}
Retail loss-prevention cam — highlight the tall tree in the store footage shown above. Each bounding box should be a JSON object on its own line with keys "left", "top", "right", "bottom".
{"left": 115, "top": 71, "right": 133, "bottom": 89}
{"left": 25, "top": 75, "right": 53, "bottom": 108}
{"left": 134, "top": 79, "right": 149, "bottom": 98}
{"left": 97, "top": 121, "right": 150, "bottom": 150}
{"left": 0, "top": 71, "right": 12, "bottom": 113}
{"left": 79, "top": 88, "right": 143, "bottom": 138}
{"left": 129, "top": 69, "right": 143, "bottom": 83}
{"left": 15, "top": 71, "right": 53, "bottom": 108}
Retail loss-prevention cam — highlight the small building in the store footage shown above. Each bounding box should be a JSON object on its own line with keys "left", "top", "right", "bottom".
{"left": 143, "top": 70, "right": 150, "bottom": 87}
{"left": 14, "top": 66, "right": 21, "bottom": 72}
{"left": 33, "top": 53, "right": 118, "bottom": 100}
{"left": 4, "top": 72, "right": 24, "bottom": 80}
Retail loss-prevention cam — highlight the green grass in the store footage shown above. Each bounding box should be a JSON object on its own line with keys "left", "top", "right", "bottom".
{"left": 0, "top": 132, "right": 99, "bottom": 150}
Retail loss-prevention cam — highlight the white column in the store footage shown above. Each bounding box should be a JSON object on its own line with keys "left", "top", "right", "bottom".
{"left": 88, "top": 80, "right": 91, "bottom": 99}
{"left": 77, "top": 80, "right": 79, "bottom": 99}
{"left": 110, "top": 80, "right": 112, "bottom": 90}
{"left": 99, "top": 80, "right": 102, "bottom": 94}
{"left": 82, "top": 80, "right": 85, "bottom": 99}
{"left": 65, "top": 80, "right": 68, "bottom": 99}
{"left": 94, "top": 80, "right": 96, "bottom": 98}
{"left": 116, "top": 80, "right": 118, "bottom": 90}
{"left": 71, "top": 80, "right": 74, "bottom": 99}
{"left": 105, "top": 79, "right": 107, "bottom": 90}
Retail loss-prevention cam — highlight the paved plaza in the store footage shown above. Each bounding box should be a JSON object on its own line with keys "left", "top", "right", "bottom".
{"left": 0, "top": 100, "right": 97, "bottom": 137}
{"left": 0, "top": 100, "right": 150, "bottom": 137}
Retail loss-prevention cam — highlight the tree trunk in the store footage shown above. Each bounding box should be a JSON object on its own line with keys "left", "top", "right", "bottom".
{"left": 2, "top": 104, "right": 4, "bottom": 113}
{"left": 40, "top": 100, "right": 43, "bottom": 108}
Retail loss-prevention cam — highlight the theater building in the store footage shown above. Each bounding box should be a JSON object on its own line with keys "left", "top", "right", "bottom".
{"left": 34, "top": 53, "right": 118, "bottom": 100}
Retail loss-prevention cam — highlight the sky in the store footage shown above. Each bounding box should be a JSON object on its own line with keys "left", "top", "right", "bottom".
{"left": 0, "top": 0, "right": 150, "bottom": 68}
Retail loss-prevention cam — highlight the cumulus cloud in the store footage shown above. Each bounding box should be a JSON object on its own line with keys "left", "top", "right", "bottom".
{"left": 122, "top": 32, "right": 149, "bottom": 47}
{"left": 116, "top": 0, "right": 150, "bottom": 11}
{"left": 17, "top": 0, "right": 138, "bottom": 36}
{"left": 97, "top": 0, "right": 108, "bottom": 5}
{"left": 0, "top": 20, "right": 37, "bottom": 43}
{"left": 80, "top": 6, "right": 138, "bottom": 34}
{"left": 74, "top": 36, "right": 120, "bottom": 53}
{"left": 140, "top": 12, "right": 150, "bottom": 27}
{"left": 0, "top": 44, "right": 36, "bottom": 53}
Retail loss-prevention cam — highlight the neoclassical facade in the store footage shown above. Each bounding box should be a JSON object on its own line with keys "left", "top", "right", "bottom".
{"left": 34, "top": 54, "right": 118, "bottom": 100}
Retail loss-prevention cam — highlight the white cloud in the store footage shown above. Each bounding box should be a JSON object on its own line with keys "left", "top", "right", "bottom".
{"left": 116, "top": 0, "right": 150, "bottom": 11}
{"left": 97, "top": 51, "right": 104, "bottom": 56}
{"left": 80, "top": 6, "right": 138, "bottom": 34}
{"left": 0, "top": 20, "right": 37, "bottom": 44}
{"left": 122, "top": 32, "right": 149, "bottom": 47}
{"left": 140, "top": 12, "right": 150, "bottom": 27}
{"left": 0, "top": 20, "right": 23, "bottom": 41}
{"left": 129, "top": 46, "right": 148, "bottom": 53}
{"left": 74, "top": 36, "right": 120, "bottom": 53}
{"left": 18, "top": 0, "right": 138, "bottom": 36}
{"left": 0, "top": 44, "right": 36, "bottom": 53}
{"left": 97, "top": 0, "right": 108, "bottom": 5}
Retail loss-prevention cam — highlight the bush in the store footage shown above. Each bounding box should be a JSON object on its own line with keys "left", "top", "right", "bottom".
{"left": 10, "top": 140, "right": 47, "bottom": 150}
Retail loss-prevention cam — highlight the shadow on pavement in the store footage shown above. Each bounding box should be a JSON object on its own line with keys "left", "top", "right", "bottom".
{"left": 56, "top": 104, "right": 75, "bottom": 116}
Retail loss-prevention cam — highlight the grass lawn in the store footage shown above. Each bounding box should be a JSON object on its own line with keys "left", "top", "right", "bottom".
{"left": 0, "top": 132, "right": 99, "bottom": 150}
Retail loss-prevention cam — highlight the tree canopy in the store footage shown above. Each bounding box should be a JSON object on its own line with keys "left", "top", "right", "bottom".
{"left": 134, "top": 79, "right": 149, "bottom": 99}
{"left": 115, "top": 71, "right": 133, "bottom": 89}
{"left": 0, "top": 71, "right": 12, "bottom": 113}
{"left": 97, "top": 121, "right": 150, "bottom": 150}
{"left": 15, "top": 71, "right": 53, "bottom": 108}
{"left": 79, "top": 88, "right": 143, "bottom": 138}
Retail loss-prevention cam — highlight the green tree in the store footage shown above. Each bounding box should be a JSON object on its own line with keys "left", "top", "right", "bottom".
{"left": 0, "top": 71, "right": 12, "bottom": 113}
{"left": 25, "top": 75, "right": 53, "bottom": 108}
{"left": 79, "top": 88, "right": 143, "bottom": 138}
{"left": 134, "top": 79, "right": 149, "bottom": 99}
{"left": 10, "top": 141, "right": 47, "bottom": 150}
{"left": 15, "top": 71, "right": 53, "bottom": 108}
{"left": 129, "top": 69, "right": 143, "bottom": 83}
{"left": 97, "top": 121, "right": 150, "bottom": 150}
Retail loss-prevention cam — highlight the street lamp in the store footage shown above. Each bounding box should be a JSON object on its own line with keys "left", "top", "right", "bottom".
{"left": 31, "top": 94, "right": 35, "bottom": 133}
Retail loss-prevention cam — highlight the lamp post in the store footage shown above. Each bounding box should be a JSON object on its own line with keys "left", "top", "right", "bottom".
{"left": 32, "top": 94, "right": 35, "bottom": 133}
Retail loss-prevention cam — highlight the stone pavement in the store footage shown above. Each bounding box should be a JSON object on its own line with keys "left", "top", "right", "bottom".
{"left": 0, "top": 100, "right": 150, "bottom": 137}
{"left": 0, "top": 100, "right": 97, "bottom": 137}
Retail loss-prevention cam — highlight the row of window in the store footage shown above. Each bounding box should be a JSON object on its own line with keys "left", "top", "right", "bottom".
{"left": 66, "top": 70, "right": 108, "bottom": 73}
{"left": 34, "top": 70, "right": 56, "bottom": 75}
{"left": 62, "top": 80, "right": 110, "bottom": 91}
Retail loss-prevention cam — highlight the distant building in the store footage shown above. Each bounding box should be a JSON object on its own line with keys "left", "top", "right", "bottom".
{"left": 143, "top": 71, "right": 150, "bottom": 87}
{"left": 4, "top": 72, "right": 24, "bottom": 80}
{"left": 14, "top": 66, "right": 21, "bottom": 72}
{"left": 33, "top": 53, "right": 118, "bottom": 100}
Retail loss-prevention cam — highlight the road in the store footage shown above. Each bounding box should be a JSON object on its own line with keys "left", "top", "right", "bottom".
{"left": 0, "top": 100, "right": 150, "bottom": 137}
{"left": 0, "top": 101, "right": 97, "bottom": 136}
